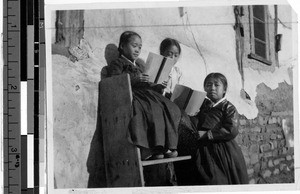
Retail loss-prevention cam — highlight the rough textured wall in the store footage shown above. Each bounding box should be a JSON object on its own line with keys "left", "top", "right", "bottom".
{"left": 51, "top": 5, "right": 295, "bottom": 188}
{"left": 52, "top": 55, "right": 101, "bottom": 188}
{"left": 236, "top": 82, "right": 294, "bottom": 183}
{"left": 234, "top": 5, "right": 295, "bottom": 184}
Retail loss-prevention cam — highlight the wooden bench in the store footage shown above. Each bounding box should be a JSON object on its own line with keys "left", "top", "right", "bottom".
{"left": 99, "top": 73, "right": 191, "bottom": 187}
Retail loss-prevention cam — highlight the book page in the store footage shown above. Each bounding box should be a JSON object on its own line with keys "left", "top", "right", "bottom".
{"left": 156, "top": 57, "right": 175, "bottom": 84}
{"left": 170, "top": 84, "right": 191, "bottom": 110}
{"left": 144, "top": 52, "right": 164, "bottom": 83}
{"left": 185, "top": 90, "right": 207, "bottom": 116}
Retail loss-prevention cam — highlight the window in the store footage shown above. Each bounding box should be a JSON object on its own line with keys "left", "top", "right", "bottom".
{"left": 248, "top": 5, "right": 272, "bottom": 65}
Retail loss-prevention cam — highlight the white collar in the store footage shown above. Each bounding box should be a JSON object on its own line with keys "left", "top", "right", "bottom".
{"left": 121, "top": 55, "right": 136, "bottom": 66}
{"left": 205, "top": 96, "right": 226, "bottom": 107}
{"left": 212, "top": 97, "right": 226, "bottom": 107}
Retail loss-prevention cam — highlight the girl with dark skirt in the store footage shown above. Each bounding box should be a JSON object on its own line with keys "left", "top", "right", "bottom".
{"left": 175, "top": 72, "right": 248, "bottom": 185}
{"left": 106, "top": 31, "right": 182, "bottom": 159}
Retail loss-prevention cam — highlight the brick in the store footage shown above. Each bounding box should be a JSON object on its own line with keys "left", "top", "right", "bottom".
{"left": 250, "top": 154, "right": 259, "bottom": 164}
{"left": 268, "top": 117, "right": 277, "bottom": 124}
{"left": 244, "top": 155, "right": 251, "bottom": 166}
{"left": 272, "top": 150, "right": 279, "bottom": 157}
{"left": 240, "top": 119, "right": 247, "bottom": 126}
{"left": 235, "top": 134, "right": 243, "bottom": 145}
{"left": 287, "top": 147, "right": 294, "bottom": 154}
{"left": 272, "top": 141, "right": 278, "bottom": 149}
{"left": 282, "top": 147, "right": 287, "bottom": 155}
{"left": 277, "top": 117, "right": 282, "bottom": 125}
{"left": 277, "top": 134, "right": 283, "bottom": 139}
{"left": 269, "top": 142, "right": 275, "bottom": 150}
{"left": 238, "top": 127, "right": 246, "bottom": 133}
{"left": 247, "top": 168, "right": 254, "bottom": 175}
{"left": 264, "top": 133, "right": 271, "bottom": 141}
{"left": 250, "top": 126, "right": 261, "bottom": 133}
{"left": 273, "top": 168, "right": 280, "bottom": 175}
{"left": 243, "top": 135, "right": 250, "bottom": 145}
{"left": 258, "top": 116, "right": 268, "bottom": 126}
{"left": 262, "top": 170, "right": 272, "bottom": 178}
{"left": 274, "top": 159, "right": 280, "bottom": 165}
{"left": 270, "top": 134, "right": 277, "bottom": 140}
{"left": 261, "top": 161, "right": 267, "bottom": 170}
{"left": 271, "top": 111, "right": 293, "bottom": 117}
{"left": 249, "top": 178, "right": 256, "bottom": 184}
{"left": 252, "top": 119, "right": 257, "bottom": 124}
{"left": 260, "top": 144, "right": 271, "bottom": 153}
{"left": 286, "top": 155, "right": 292, "bottom": 161}
{"left": 264, "top": 151, "right": 272, "bottom": 158}
{"left": 289, "top": 162, "right": 294, "bottom": 169}
{"left": 274, "top": 158, "right": 285, "bottom": 166}
{"left": 268, "top": 160, "right": 274, "bottom": 167}
{"left": 254, "top": 163, "right": 261, "bottom": 173}
{"left": 250, "top": 144, "right": 259, "bottom": 153}
{"left": 280, "top": 163, "right": 287, "bottom": 171}
{"left": 257, "top": 134, "right": 264, "bottom": 141}
{"left": 266, "top": 124, "right": 279, "bottom": 133}
{"left": 249, "top": 134, "right": 257, "bottom": 141}
{"left": 278, "top": 140, "right": 286, "bottom": 148}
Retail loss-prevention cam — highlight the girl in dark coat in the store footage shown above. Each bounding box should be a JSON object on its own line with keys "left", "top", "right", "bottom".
{"left": 175, "top": 72, "right": 248, "bottom": 185}
{"left": 106, "top": 31, "right": 182, "bottom": 159}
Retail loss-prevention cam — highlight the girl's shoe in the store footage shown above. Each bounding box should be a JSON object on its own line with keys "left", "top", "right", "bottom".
{"left": 164, "top": 150, "right": 178, "bottom": 158}
{"left": 148, "top": 146, "right": 165, "bottom": 160}
{"left": 149, "top": 153, "right": 164, "bottom": 160}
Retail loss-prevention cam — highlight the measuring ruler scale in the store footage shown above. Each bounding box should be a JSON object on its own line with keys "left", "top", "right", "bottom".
{"left": 3, "top": 0, "right": 21, "bottom": 193}
{"left": 3, "top": 0, "right": 45, "bottom": 193}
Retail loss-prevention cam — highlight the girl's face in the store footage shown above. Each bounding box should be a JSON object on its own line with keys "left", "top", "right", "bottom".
{"left": 121, "top": 35, "right": 142, "bottom": 62}
{"left": 204, "top": 78, "right": 226, "bottom": 103}
{"left": 162, "top": 45, "right": 180, "bottom": 64}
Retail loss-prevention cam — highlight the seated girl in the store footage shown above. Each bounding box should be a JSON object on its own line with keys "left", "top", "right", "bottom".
{"left": 106, "top": 31, "right": 182, "bottom": 159}
{"left": 159, "top": 38, "right": 183, "bottom": 99}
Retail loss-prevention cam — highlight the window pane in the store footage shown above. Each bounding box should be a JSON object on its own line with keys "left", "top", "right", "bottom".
{"left": 254, "top": 18, "right": 266, "bottom": 41}
{"left": 255, "top": 39, "right": 266, "bottom": 58}
{"left": 253, "top": 5, "right": 265, "bottom": 21}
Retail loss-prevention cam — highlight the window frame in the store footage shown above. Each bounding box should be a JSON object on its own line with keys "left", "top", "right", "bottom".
{"left": 248, "top": 5, "right": 272, "bottom": 66}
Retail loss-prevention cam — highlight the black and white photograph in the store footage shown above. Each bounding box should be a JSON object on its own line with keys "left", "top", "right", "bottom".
{"left": 45, "top": 0, "right": 299, "bottom": 193}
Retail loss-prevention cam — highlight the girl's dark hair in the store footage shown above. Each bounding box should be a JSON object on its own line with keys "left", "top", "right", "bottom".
{"left": 204, "top": 73, "right": 228, "bottom": 94}
{"left": 118, "top": 31, "right": 141, "bottom": 55}
{"left": 159, "top": 38, "right": 181, "bottom": 55}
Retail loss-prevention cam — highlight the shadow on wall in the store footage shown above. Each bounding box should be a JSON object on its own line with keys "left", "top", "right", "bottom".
{"left": 86, "top": 43, "right": 120, "bottom": 187}
{"left": 86, "top": 83, "right": 107, "bottom": 188}
{"left": 101, "top": 44, "right": 118, "bottom": 79}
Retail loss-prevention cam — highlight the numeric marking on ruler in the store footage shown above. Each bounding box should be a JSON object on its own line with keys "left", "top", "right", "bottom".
{"left": 3, "top": 0, "right": 21, "bottom": 193}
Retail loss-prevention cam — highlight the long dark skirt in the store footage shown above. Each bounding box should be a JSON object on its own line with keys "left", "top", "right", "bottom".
{"left": 174, "top": 125, "right": 248, "bottom": 185}
{"left": 194, "top": 141, "right": 249, "bottom": 185}
{"left": 127, "top": 88, "right": 181, "bottom": 150}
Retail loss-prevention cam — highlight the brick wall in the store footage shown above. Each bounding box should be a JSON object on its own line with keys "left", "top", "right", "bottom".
{"left": 236, "top": 82, "right": 294, "bottom": 184}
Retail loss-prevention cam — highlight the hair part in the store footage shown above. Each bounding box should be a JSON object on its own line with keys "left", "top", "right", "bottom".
{"left": 118, "top": 31, "right": 141, "bottom": 55}
{"left": 159, "top": 38, "right": 181, "bottom": 55}
{"left": 204, "top": 72, "right": 228, "bottom": 94}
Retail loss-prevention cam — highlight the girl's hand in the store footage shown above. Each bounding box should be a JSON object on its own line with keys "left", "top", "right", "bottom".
{"left": 161, "top": 81, "right": 168, "bottom": 88}
{"left": 132, "top": 74, "right": 149, "bottom": 84}
{"left": 139, "top": 74, "right": 149, "bottom": 82}
{"left": 152, "top": 83, "right": 166, "bottom": 94}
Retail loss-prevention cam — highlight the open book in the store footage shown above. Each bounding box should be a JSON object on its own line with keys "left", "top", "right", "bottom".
{"left": 144, "top": 52, "right": 175, "bottom": 84}
{"left": 171, "top": 84, "right": 207, "bottom": 116}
